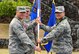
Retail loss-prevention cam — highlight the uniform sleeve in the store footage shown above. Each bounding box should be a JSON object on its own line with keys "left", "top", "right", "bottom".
{"left": 33, "top": 25, "right": 38, "bottom": 44}
{"left": 77, "top": 28, "right": 79, "bottom": 39}
{"left": 12, "top": 24, "right": 36, "bottom": 49}
{"left": 41, "top": 24, "right": 65, "bottom": 43}
{"left": 24, "top": 20, "right": 37, "bottom": 29}
{"left": 33, "top": 25, "right": 38, "bottom": 37}
{"left": 40, "top": 24, "right": 56, "bottom": 32}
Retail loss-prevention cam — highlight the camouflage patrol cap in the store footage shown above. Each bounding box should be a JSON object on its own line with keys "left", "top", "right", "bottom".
{"left": 16, "top": 6, "right": 26, "bottom": 12}
{"left": 26, "top": 6, "right": 30, "bottom": 11}
{"left": 55, "top": 6, "right": 65, "bottom": 12}
{"left": 26, "top": 6, "right": 30, "bottom": 9}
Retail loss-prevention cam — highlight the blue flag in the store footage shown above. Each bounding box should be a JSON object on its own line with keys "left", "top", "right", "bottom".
{"left": 30, "top": 1, "right": 37, "bottom": 20}
{"left": 44, "top": 3, "right": 56, "bottom": 52}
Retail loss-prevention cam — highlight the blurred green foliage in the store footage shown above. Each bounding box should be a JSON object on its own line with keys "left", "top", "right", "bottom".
{"left": 0, "top": 0, "right": 32, "bottom": 23}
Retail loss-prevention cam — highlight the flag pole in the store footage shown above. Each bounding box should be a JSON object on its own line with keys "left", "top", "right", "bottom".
{"left": 53, "top": 0, "right": 55, "bottom": 4}
{"left": 37, "top": 0, "right": 41, "bottom": 54}
{"left": 51, "top": 52, "right": 53, "bottom": 54}
{"left": 33, "top": 0, "right": 35, "bottom": 4}
{"left": 47, "top": 52, "right": 49, "bottom": 54}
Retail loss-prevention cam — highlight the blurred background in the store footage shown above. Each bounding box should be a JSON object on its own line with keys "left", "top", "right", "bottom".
{"left": 0, "top": 0, "right": 79, "bottom": 54}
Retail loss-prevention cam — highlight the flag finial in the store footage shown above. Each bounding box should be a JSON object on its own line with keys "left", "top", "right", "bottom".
{"left": 53, "top": 0, "right": 55, "bottom": 4}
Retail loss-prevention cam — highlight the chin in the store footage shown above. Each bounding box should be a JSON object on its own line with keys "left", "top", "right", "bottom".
{"left": 26, "top": 16, "right": 28, "bottom": 17}
{"left": 20, "top": 18, "right": 24, "bottom": 19}
{"left": 57, "top": 18, "right": 61, "bottom": 19}
{"left": 20, "top": 17, "right": 25, "bottom": 19}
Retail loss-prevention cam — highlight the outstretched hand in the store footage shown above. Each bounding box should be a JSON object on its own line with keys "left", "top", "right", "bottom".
{"left": 35, "top": 17, "right": 42, "bottom": 25}
{"left": 37, "top": 39, "right": 41, "bottom": 44}
{"left": 35, "top": 46, "right": 41, "bottom": 52}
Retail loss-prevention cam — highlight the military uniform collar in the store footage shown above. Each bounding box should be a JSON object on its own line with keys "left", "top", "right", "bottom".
{"left": 26, "top": 16, "right": 30, "bottom": 20}
{"left": 15, "top": 15, "right": 23, "bottom": 21}
{"left": 23, "top": 16, "right": 31, "bottom": 22}
{"left": 56, "top": 16, "right": 67, "bottom": 25}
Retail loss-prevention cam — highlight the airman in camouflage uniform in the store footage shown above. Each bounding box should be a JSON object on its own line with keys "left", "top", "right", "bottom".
{"left": 38, "top": 6, "right": 73, "bottom": 54}
{"left": 8, "top": 6, "right": 41, "bottom": 54}
{"left": 22, "top": 6, "right": 37, "bottom": 54}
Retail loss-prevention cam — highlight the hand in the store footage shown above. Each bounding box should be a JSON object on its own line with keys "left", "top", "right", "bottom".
{"left": 37, "top": 39, "right": 41, "bottom": 44}
{"left": 35, "top": 46, "right": 41, "bottom": 52}
{"left": 35, "top": 17, "right": 42, "bottom": 25}
{"left": 35, "top": 17, "right": 40, "bottom": 23}
{"left": 36, "top": 17, "right": 40, "bottom": 21}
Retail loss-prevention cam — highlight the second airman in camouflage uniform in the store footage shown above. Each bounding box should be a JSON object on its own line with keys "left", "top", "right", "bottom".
{"left": 22, "top": 6, "right": 37, "bottom": 54}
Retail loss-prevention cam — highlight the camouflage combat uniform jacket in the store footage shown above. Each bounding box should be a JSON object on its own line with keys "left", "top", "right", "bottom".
{"left": 75, "top": 25, "right": 79, "bottom": 48}
{"left": 9, "top": 16, "right": 36, "bottom": 54}
{"left": 23, "top": 18, "right": 37, "bottom": 44}
{"left": 22, "top": 18, "right": 37, "bottom": 54}
{"left": 41, "top": 16, "right": 73, "bottom": 53}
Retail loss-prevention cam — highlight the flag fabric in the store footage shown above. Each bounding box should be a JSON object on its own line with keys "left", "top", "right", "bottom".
{"left": 30, "top": 0, "right": 37, "bottom": 20}
{"left": 44, "top": 3, "right": 56, "bottom": 52}
{"left": 30, "top": 0, "right": 56, "bottom": 52}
